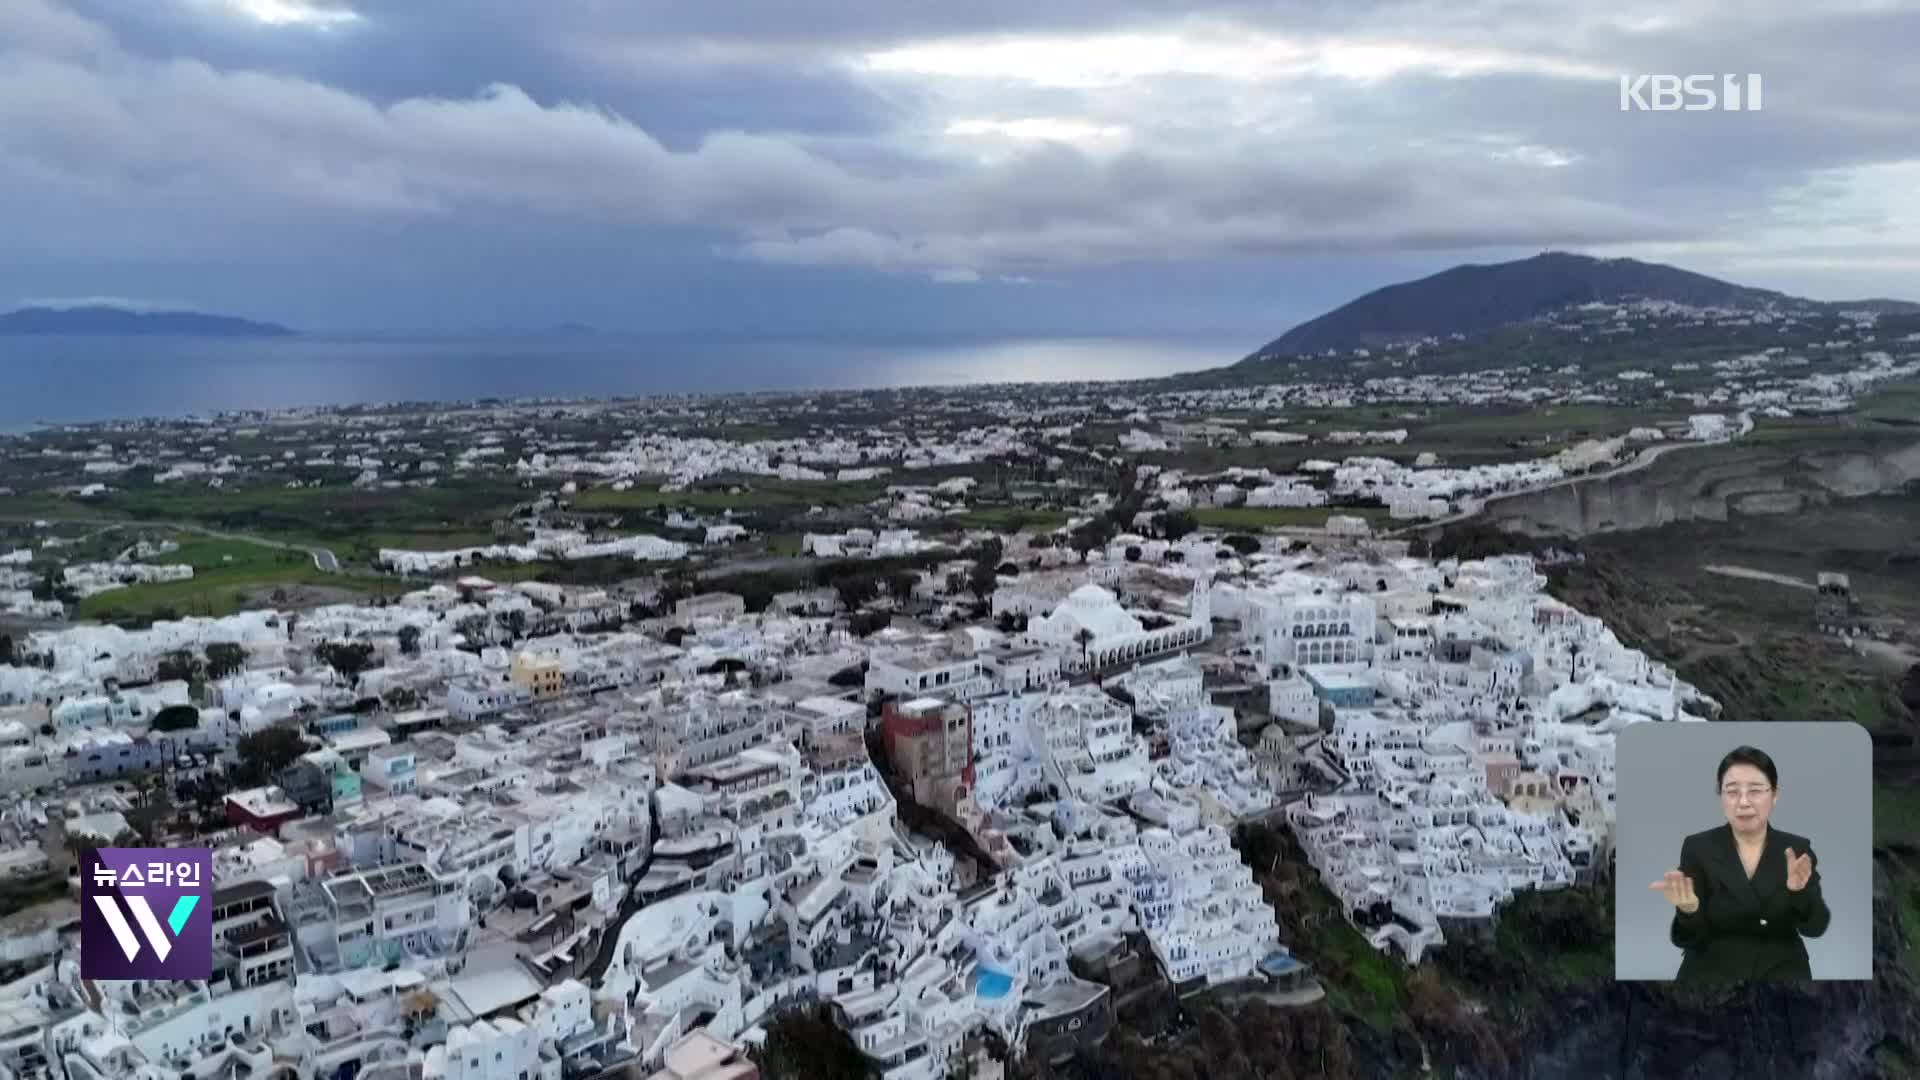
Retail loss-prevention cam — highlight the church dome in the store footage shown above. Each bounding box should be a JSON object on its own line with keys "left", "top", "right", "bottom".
{"left": 1067, "top": 584, "right": 1116, "bottom": 608}
{"left": 1048, "top": 583, "right": 1142, "bottom": 640}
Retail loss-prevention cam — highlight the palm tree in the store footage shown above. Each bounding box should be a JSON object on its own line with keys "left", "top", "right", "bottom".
{"left": 1073, "top": 627, "right": 1095, "bottom": 673}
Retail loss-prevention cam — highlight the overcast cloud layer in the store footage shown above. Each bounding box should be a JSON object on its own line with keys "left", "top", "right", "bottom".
{"left": 1, "top": 0, "right": 1915, "bottom": 333}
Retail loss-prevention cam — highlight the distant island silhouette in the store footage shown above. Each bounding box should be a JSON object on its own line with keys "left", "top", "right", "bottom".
{"left": 0, "top": 304, "right": 294, "bottom": 337}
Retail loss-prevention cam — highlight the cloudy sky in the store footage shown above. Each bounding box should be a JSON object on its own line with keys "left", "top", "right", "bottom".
{"left": 2, "top": 0, "right": 1915, "bottom": 337}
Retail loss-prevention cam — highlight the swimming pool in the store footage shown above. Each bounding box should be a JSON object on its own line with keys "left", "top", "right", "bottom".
{"left": 973, "top": 968, "right": 1013, "bottom": 1000}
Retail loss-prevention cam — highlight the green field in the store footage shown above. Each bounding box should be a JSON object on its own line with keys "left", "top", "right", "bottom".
{"left": 946, "top": 508, "right": 1071, "bottom": 532}
{"left": 572, "top": 478, "right": 887, "bottom": 513}
{"left": 2, "top": 479, "right": 527, "bottom": 571}
{"left": 572, "top": 487, "right": 759, "bottom": 511}
{"left": 150, "top": 537, "right": 278, "bottom": 571}
{"left": 1398, "top": 403, "right": 1690, "bottom": 440}
{"left": 334, "top": 530, "right": 503, "bottom": 560}
{"left": 1193, "top": 506, "right": 1392, "bottom": 530}
{"left": 1859, "top": 381, "right": 1920, "bottom": 424}
{"left": 79, "top": 553, "right": 385, "bottom": 614}
{"left": 0, "top": 493, "right": 116, "bottom": 523}
{"left": 78, "top": 536, "right": 387, "bottom": 620}
{"left": 764, "top": 533, "right": 807, "bottom": 558}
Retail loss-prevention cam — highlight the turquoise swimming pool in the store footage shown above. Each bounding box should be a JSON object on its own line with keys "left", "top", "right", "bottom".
{"left": 973, "top": 968, "right": 1013, "bottom": 1000}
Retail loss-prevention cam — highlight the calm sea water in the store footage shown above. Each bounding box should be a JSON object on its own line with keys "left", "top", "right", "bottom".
{"left": 0, "top": 335, "right": 1240, "bottom": 429}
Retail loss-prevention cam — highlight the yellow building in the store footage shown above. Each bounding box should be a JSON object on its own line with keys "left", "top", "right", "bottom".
{"left": 510, "top": 650, "right": 567, "bottom": 699}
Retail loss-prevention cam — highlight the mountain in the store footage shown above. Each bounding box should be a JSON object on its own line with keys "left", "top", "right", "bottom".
{"left": 1836, "top": 298, "right": 1920, "bottom": 316}
{"left": 0, "top": 305, "right": 294, "bottom": 337}
{"left": 1240, "top": 252, "right": 1911, "bottom": 361}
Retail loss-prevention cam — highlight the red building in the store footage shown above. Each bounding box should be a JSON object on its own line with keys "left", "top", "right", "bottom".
{"left": 881, "top": 697, "right": 974, "bottom": 814}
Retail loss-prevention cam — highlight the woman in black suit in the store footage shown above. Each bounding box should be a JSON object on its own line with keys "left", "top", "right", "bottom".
{"left": 1649, "top": 745, "right": 1831, "bottom": 981}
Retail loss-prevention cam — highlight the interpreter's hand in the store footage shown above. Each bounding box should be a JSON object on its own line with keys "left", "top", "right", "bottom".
{"left": 1650, "top": 870, "right": 1700, "bottom": 914}
{"left": 1785, "top": 848, "right": 1813, "bottom": 892}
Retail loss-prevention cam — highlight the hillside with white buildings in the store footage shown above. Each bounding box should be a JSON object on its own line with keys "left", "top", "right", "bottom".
{"left": 0, "top": 496, "right": 1733, "bottom": 1080}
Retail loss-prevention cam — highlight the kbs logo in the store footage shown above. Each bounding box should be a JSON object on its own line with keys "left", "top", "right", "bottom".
{"left": 81, "top": 848, "right": 212, "bottom": 980}
{"left": 1620, "top": 74, "right": 1763, "bottom": 112}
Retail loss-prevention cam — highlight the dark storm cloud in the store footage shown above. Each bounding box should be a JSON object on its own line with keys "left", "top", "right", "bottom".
{"left": 1, "top": 0, "right": 1915, "bottom": 330}
{"left": 66, "top": 0, "right": 911, "bottom": 149}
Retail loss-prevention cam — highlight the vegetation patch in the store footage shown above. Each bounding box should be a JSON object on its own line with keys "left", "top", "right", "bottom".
{"left": 1877, "top": 783, "right": 1920, "bottom": 850}
{"left": 1194, "top": 506, "right": 1391, "bottom": 530}
{"left": 76, "top": 557, "right": 387, "bottom": 621}
{"left": 948, "top": 508, "right": 1071, "bottom": 532}
{"left": 1859, "top": 381, "right": 1920, "bottom": 424}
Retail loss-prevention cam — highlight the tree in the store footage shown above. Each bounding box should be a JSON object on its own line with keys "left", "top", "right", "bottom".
{"left": 156, "top": 649, "right": 199, "bottom": 684}
{"left": 1069, "top": 517, "right": 1116, "bottom": 561}
{"left": 204, "top": 642, "right": 247, "bottom": 680}
{"left": 1074, "top": 627, "right": 1095, "bottom": 671}
{"left": 835, "top": 574, "right": 880, "bottom": 612}
{"left": 234, "top": 726, "right": 309, "bottom": 786}
{"left": 1902, "top": 664, "right": 1920, "bottom": 715}
{"left": 663, "top": 626, "right": 691, "bottom": 647}
{"left": 398, "top": 625, "right": 422, "bottom": 657}
{"left": 968, "top": 559, "right": 1000, "bottom": 600}
{"left": 455, "top": 614, "right": 491, "bottom": 649}
{"left": 498, "top": 609, "right": 529, "bottom": 640}
{"left": 151, "top": 704, "right": 199, "bottom": 732}
{"left": 850, "top": 610, "right": 892, "bottom": 638}
{"left": 1124, "top": 545, "right": 1143, "bottom": 562}
{"left": 0, "top": 634, "right": 12, "bottom": 665}
{"left": 754, "top": 1006, "right": 869, "bottom": 1080}
{"left": 1225, "top": 534, "right": 1262, "bottom": 556}
{"left": 316, "top": 641, "right": 377, "bottom": 685}
{"left": 965, "top": 537, "right": 1004, "bottom": 564}
{"left": 1161, "top": 509, "right": 1199, "bottom": 541}
{"left": 887, "top": 571, "right": 921, "bottom": 602}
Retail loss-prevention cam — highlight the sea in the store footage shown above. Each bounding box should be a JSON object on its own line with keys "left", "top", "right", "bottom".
{"left": 0, "top": 335, "right": 1244, "bottom": 430}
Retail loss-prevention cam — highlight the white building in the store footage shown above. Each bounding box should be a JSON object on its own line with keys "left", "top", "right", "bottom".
{"left": 1025, "top": 580, "right": 1211, "bottom": 674}
{"left": 867, "top": 649, "right": 993, "bottom": 702}
{"left": 1136, "top": 823, "right": 1280, "bottom": 984}
{"left": 1262, "top": 592, "right": 1378, "bottom": 669}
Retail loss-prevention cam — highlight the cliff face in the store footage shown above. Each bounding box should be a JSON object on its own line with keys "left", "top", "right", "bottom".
{"left": 1513, "top": 880, "right": 1913, "bottom": 1079}
{"left": 1519, "top": 984, "right": 1883, "bottom": 1079}
{"left": 1484, "top": 442, "right": 1920, "bottom": 1079}
{"left": 1481, "top": 437, "right": 1920, "bottom": 539}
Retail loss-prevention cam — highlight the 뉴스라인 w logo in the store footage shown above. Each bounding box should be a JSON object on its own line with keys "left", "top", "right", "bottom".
{"left": 81, "top": 848, "right": 212, "bottom": 980}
